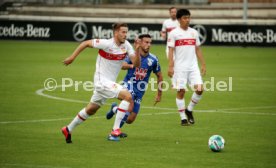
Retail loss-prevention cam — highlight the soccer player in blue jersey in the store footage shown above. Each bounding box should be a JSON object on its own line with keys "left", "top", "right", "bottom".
{"left": 106, "top": 34, "right": 163, "bottom": 139}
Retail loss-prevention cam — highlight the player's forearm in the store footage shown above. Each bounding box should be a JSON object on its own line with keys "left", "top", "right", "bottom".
{"left": 121, "top": 63, "right": 134, "bottom": 70}
{"left": 132, "top": 48, "right": 141, "bottom": 67}
{"left": 196, "top": 47, "right": 206, "bottom": 66}
{"left": 160, "top": 31, "right": 166, "bottom": 39}
{"left": 70, "top": 40, "right": 91, "bottom": 59}
{"left": 168, "top": 48, "right": 174, "bottom": 68}
{"left": 157, "top": 73, "right": 163, "bottom": 96}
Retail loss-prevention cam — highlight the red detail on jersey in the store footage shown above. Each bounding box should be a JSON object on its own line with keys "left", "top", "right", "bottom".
{"left": 178, "top": 109, "right": 185, "bottom": 112}
{"left": 175, "top": 39, "right": 196, "bottom": 46}
{"left": 135, "top": 68, "right": 148, "bottom": 80}
{"left": 98, "top": 49, "right": 127, "bottom": 60}
{"left": 166, "top": 27, "right": 176, "bottom": 32}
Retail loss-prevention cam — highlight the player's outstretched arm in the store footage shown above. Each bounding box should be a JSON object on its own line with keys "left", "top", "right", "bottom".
{"left": 195, "top": 46, "right": 206, "bottom": 76}
{"left": 154, "top": 71, "right": 163, "bottom": 106}
{"left": 63, "top": 40, "right": 93, "bottom": 66}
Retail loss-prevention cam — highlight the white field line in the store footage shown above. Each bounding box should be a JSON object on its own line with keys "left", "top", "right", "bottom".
{"left": 35, "top": 86, "right": 276, "bottom": 112}
{"left": 36, "top": 88, "right": 88, "bottom": 104}
{"left": 1, "top": 87, "right": 271, "bottom": 125}
{"left": 1, "top": 109, "right": 275, "bottom": 125}
{"left": 35, "top": 85, "right": 276, "bottom": 112}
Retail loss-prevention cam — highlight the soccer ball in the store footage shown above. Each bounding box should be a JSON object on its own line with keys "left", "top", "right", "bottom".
{"left": 208, "top": 135, "right": 225, "bottom": 152}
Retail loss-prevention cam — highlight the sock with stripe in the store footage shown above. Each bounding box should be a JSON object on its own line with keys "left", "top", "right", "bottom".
{"left": 113, "top": 100, "right": 130, "bottom": 130}
{"left": 67, "top": 108, "right": 89, "bottom": 133}
{"left": 120, "top": 111, "right": 130, "bottom": 128}
{"left": 187, "top": 92, "right": 202, "bottom": 111}
{"left": 176, "top": 98, "right": 187, "bottom": 120}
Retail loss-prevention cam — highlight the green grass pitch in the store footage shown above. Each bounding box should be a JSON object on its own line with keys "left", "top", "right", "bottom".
{"left": 0, "top": 40, "right": 275, "bottom": 168}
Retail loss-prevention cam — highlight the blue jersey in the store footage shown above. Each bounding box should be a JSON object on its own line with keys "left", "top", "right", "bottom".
{"left": 123, "top": 53, "right": 161, "bottom": 99}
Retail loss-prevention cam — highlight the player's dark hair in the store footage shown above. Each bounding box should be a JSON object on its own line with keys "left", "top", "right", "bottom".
{"left": 176, "top": 9, "right": 191, "bottom": 19}
{"left": 138, "top": 34, "right": 151, "bottom": 39}
{"left": 169, "top": 7, "right": 177, "bottom": 12}
{"left": 112, "top": 22, "right": 128, "bottom": 31}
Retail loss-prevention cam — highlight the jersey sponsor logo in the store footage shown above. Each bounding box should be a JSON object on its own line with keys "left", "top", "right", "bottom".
{"left": 175, "top": 39, "right": 196, "bottom": 46}
{"left": 72, "top": 22, "right": 88, "bottom": 42}
{"left": 98, "top": 49, "right": 127, "bottom": 60}
{"left": 135, "top": 68, "right": 148, "bottom": 80}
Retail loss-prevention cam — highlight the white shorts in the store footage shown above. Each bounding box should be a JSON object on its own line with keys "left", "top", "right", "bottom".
{"left": 90, "top": 80, "right": 124, "bottom": 106}
{"left": 172, "top": 69, "right": 203, "bottom": 90}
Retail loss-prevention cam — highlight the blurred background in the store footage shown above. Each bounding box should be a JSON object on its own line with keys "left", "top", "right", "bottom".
{"left": 0, "top": 0, "right": 275, "bottom": 46}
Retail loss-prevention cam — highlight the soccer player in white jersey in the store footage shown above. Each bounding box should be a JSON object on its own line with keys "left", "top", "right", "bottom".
{"left": 161, "top": 7, "right": 179, "bottom": 59}
{"left": 61, "top": 23, "right": 141, "bottom": 143}
{"left": 167, "top": 9, "right": 206, "bottom": 126}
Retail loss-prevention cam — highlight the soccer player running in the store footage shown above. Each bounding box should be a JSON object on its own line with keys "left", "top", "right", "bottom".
{"left": 61, "top": 23, "right": 141, "bottom": 143}
{"left": 105, "top": 34, "right": 163, "bottom": 137}
{"left": 160, "top": 7, "right": 179, "bottom": 59}
{"left": 167, "top": 9, "right": 206, "bottom": 126}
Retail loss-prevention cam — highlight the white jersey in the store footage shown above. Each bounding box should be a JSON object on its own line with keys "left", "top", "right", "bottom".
{"left": 161, "top": 18, "right": 179, "bottom": 35}
{"left": 161, "top": 18, "right": 179, "bottom": 57}
{"left": 167, "top": 27, "right": 201, "bottom": 72}
{"left": 92, "top": 38, "right": 135, "bottom": 84}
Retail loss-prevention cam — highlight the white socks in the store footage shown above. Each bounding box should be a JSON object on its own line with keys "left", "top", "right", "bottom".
{"left": 176, "top": 92, "right": 202, "bottom": 119}
{"left": 176, "top": 98, "right": 187, "bottom": 120}
{"left": 112, "top": 106, "right": 118, "bottom": 114}
{"left": 67, "top": 108, "right": 89, "bottom": 133}
{"left": 187, "top": 93, "right": 202, "bottom": 111}
{"left": 113, "top": 100, "right": 130, "bottom": 130}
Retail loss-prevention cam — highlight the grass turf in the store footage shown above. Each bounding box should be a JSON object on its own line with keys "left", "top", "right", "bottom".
{"left": 0, "top": 40, "right": 275, "bottom": 168}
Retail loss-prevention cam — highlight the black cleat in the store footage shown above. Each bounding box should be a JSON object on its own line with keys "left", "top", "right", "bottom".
{"left": 181, "top": 119, "right": 189, "bottom": 126}
{"left": 185, "top": 109, "right": 195, "bottom": 124}
{"left": 119, "top": 132, "right": 128, "bottom": 138}
{"left": 62, "top": 126, "right": 72, "bottom": 143}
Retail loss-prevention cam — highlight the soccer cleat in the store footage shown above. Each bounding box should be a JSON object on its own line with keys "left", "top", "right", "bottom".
{"left": 181, "top": 119, "right": 189, "bottom": 126}
{"left": 185, "top": 109, "right": 195, "bottom": 124}
{"left": 119, "top": 132, "right": 128, "bottom": 138}
{"left": 107, "top": 134, "right": 120, "bottom": 141}
{"left": 61, "top": 126, "right": 72, "bottom": 143}
{"left": 111, "top": 128, "right": 122, "bottom": 137}
{"left": 106, "top": 102, "right": 117, "bottom": 120}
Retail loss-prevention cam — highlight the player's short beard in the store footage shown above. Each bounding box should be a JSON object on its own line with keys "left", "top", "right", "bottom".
{"left": 120, "top": 38, "right": 125, "bottom": 44}
{"left": 143, "top": 48, "right": 149, "bottom": 54}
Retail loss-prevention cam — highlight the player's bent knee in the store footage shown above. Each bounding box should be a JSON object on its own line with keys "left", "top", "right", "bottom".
{"left": 85, "top": 103, "right": 100, "bottom": 115}
{"left": 124, "top": 93, "right": 133, "bottom": 102}
{"left": 126, "top": 117, "right": 135, "bottom": 124}
{"left": 126, "top": 119, "right": 134, "bottom": 124}
{"left": 118, "top": 90, "right": 133, "bottom": 102}
{"left": 126, "top": 113, "right": 137, "bottom": 124}
{"left": 195, "top": 85, "right": 204, "bottom": 95}
{"left": 196, "top": 88, "right": 203, "bottom": 95}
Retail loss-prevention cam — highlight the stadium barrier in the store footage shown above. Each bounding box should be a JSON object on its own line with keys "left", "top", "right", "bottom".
{"left": 0, "top": 20, "right": 275, "bottom": 46}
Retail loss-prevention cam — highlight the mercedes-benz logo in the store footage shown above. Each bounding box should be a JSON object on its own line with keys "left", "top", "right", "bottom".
{"left": 72, "top": 22, "right": 88, "bottom": 42}
{"left": 193, "top": 25, "right": 207, "bottom": 45}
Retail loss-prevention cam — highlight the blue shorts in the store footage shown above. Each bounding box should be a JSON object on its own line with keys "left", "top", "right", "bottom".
{"left": 125, "top": 83, "right": 143, "bottom": 114}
